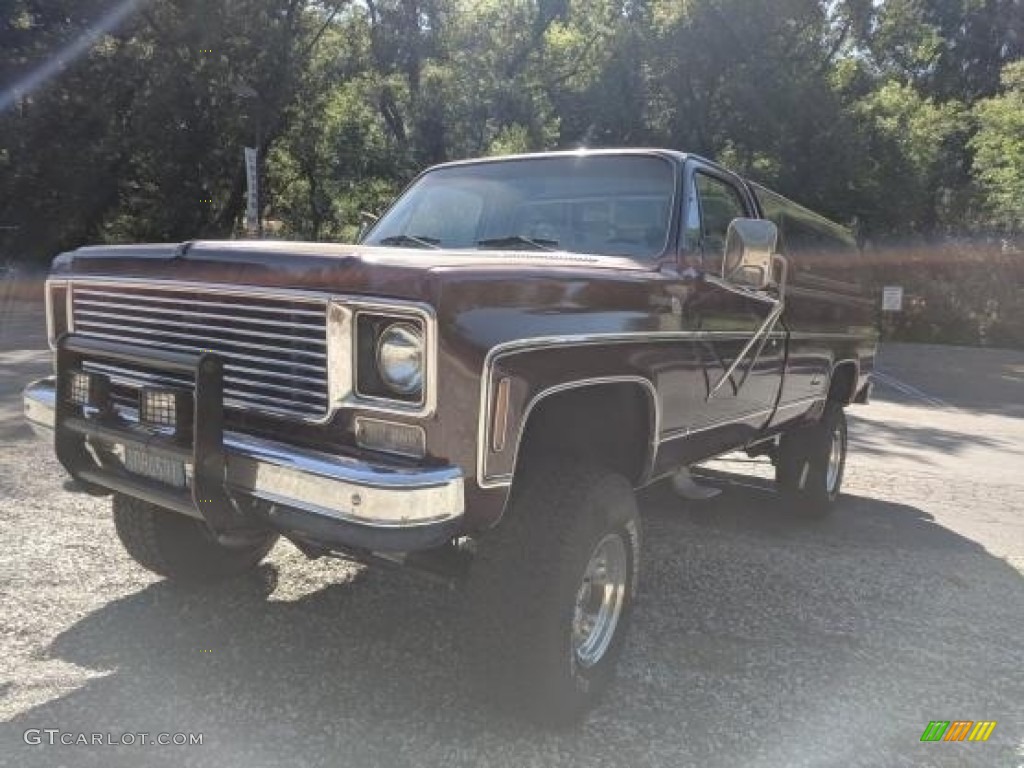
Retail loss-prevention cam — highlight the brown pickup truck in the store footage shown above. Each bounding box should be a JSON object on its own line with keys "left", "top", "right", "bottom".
{"left": 23, "top": 149, "right": 876, "bottom": 723}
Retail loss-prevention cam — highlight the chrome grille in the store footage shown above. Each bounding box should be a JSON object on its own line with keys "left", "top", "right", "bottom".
{"left": 70, "top": 283, "right": 330, "bottom": 421}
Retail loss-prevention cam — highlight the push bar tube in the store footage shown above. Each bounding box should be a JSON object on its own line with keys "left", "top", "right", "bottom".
{"left": 54, "top": 334, "right": 244, "bottom": 532}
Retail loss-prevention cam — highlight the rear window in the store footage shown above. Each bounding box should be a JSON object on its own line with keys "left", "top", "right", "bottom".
{"left": 752, "top": 184, "right": 858, "bottom": 259}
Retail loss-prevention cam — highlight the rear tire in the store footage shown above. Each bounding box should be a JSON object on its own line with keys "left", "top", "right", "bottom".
{"left": 463, "top": 459, "right": 641, "bottom": 726}
{"left": 775, "top": 402, "right": 848, "bottom": 518}
{"left": 113, "top": 495, "right": 277, "bottom": 583}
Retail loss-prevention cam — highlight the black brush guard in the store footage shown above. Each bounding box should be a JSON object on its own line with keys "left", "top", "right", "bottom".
{"left": 54, "top": 334, "right": 248, "bottom": 533}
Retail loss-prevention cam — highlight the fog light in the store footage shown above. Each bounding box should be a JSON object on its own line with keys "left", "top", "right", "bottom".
{"left": 140, "top": 387, "right": 192, "bottom": 433}
{"left": 66, "top": 371, "right": 109, "bottom": 408}
{"left": 355, "top": 417, "right": 426, "bottom": 459}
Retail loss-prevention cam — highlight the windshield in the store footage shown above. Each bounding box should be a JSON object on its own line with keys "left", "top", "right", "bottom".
{"left": 364, "top": 155, "right": 675, "bottom": 259}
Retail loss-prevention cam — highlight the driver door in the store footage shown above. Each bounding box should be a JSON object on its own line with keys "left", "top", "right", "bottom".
{"left": 677, "top": 162, "right": 786, "bottom": 442}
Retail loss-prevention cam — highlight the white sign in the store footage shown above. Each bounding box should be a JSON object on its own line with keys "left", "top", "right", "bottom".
{"left": 244, "top": 147, "right": 259, "bottom": 235}
{"left": 882, "top": 285, "right": 904, "bottom": 312}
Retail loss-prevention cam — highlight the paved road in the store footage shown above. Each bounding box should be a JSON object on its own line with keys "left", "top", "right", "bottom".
{"left": 2, "top": 299, "right": 1023, "bottom": 768}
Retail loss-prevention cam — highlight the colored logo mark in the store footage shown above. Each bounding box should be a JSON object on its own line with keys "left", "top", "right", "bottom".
{"left": 920, "top": 720, "right": 996, "bottom": 742}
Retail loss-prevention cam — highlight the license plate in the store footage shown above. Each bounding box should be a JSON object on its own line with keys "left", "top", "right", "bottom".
{"left": 124, "top": 449, "right": 186, "bottom": 488}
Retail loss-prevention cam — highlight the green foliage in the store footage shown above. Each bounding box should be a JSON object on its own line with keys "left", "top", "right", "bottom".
{"left": 1, "top": 0, "right": 347, "bottom": 260}
{"left": 870, "top": 239, "right": 1024, "bottom": 349}
{"left": 487, "top": 125, "right": 533, "bottom": 156}
{"left": 970, "top": 61, "right": 1024, "bottom": 232}
{"left": 1, "top": 0, "right": 1022, "bottom": 345}
{"left": 850, "top": 80, "right": 967, "bottom": 234}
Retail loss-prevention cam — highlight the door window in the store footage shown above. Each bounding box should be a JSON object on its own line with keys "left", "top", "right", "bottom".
{"left": 695, "top": 173, "right": 747, "bottom": 273}
{"left": 682, "top": 177, "right": 702, "bottom": 255}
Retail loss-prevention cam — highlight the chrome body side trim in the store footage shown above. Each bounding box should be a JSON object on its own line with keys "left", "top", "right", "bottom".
{"left": 474, "top": 326, "right": 832, "bottom": 488}
{"left": 23, "top": 379, "right": 462, "bottom": 535}
{"left": 475, "top": 329, "right": 780, "bottom": 489}
{"left": 635, "top": 397, "right": 824, "bottom": 490}
{"left": 478, "top": 374, "right": 661, "bottom": 489}
{"left": 774, "top": 396, "right": 825, "bottom": 414}
{"left": 707, "top": 299, "right": 785, "bottom": 400}
{"left": 788, "top": 331, "right": 878, "bottom": 341}
{"left": 659, "top": 396, "right": 823, "bottom": 443}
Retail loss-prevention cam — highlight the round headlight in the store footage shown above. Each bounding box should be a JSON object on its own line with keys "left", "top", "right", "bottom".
{"left": 376, "top": 322, "right": 424, "bottom": 396}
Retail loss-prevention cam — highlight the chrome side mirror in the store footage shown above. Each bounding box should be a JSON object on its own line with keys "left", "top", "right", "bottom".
{"left": 356, "top": 210, "right": 379, "bottom": 243}
{"left": 722, "top": 218, "right": 779, "bottom": 291}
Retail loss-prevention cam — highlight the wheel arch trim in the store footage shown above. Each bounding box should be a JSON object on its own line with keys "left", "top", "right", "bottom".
{"left": 478, "top": 374, "right": 660, "bottom": 489}
{"left": 827, "top": 358, "right": 861, "bottom": 404}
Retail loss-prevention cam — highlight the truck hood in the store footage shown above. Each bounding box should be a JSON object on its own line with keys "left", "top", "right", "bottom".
{"left": 52, "top": 240, "right": 648, "bottom": 301}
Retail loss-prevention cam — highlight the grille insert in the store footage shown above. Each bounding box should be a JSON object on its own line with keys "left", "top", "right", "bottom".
{"left": 71, "top": 283, "right": 330, "bottom": 421}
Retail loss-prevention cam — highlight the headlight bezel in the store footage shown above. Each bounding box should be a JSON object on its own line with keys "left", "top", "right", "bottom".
{"left": 349, "top": 306, "right": 434, "bottom": 413}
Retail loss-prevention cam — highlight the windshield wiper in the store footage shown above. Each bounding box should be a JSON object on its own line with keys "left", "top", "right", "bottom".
{"left": 378, "top": 234, "right": 441, "bottom": 249}
{"left": 477, "top": 235, "right": 559, "bottom": 252}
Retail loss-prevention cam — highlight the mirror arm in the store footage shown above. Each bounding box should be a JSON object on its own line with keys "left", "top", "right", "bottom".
{"left": 356, "top": 211, "right": 380, "bottom": 244}
{"left": 773, "top": 252, "right": 789, "bottom": 300}
{"left": 707, "top": 295, "right": 786, "bottom": 401}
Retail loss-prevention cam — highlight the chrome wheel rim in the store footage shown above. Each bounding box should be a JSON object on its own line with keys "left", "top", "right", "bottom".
{"left": 573, "top": 533, "right": 628, "bottom": 669}
{"left": 826, "top": 425, "right": 844, "bottom": 493}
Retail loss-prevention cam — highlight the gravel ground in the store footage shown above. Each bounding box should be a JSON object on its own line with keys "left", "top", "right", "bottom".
{"left": 1, "top": 299, "right": 1023, "bottom": 768}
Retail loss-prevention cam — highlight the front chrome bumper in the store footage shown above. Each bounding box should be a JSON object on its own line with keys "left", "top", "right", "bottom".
{"left": 24, "top": 377, "right": 464, "bottom": 551}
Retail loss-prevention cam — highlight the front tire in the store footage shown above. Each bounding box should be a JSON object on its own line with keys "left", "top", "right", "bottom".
{"left": 113, "top": 495, "right": 278, "bottom": 583}
{"left": 464, "top": 460, "right": 641, "bottom": 726}
{"left": 775, "top": 401, "right": 848, "bottom": 518}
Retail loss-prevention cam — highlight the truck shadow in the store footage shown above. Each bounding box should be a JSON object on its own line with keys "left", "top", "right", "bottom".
{"left": 876, "top": 343, "right": 1024, "bottom": 420}
{"left": 6, "top": 477, "right": 1024, "bottom": 767}
{"left": 846, "top": 416, "right": 1022, "bottom": 465}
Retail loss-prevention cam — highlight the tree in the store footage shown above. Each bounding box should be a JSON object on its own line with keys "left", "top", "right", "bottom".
{"left": 970, "top": 60, "right": 1024, "bottom": 232}
{"left": 849, "top": 81, "right": 966, "bottom": 234}
{"left": 0, "top": 0, "right": 347, "bottom": 264}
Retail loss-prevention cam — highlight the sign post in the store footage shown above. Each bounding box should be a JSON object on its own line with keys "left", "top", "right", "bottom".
{"left": 882, "top": 286, "right": 904, "bottom": 313}
{"left": 244, "top": 147, "right": 259, "bottom": 237}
